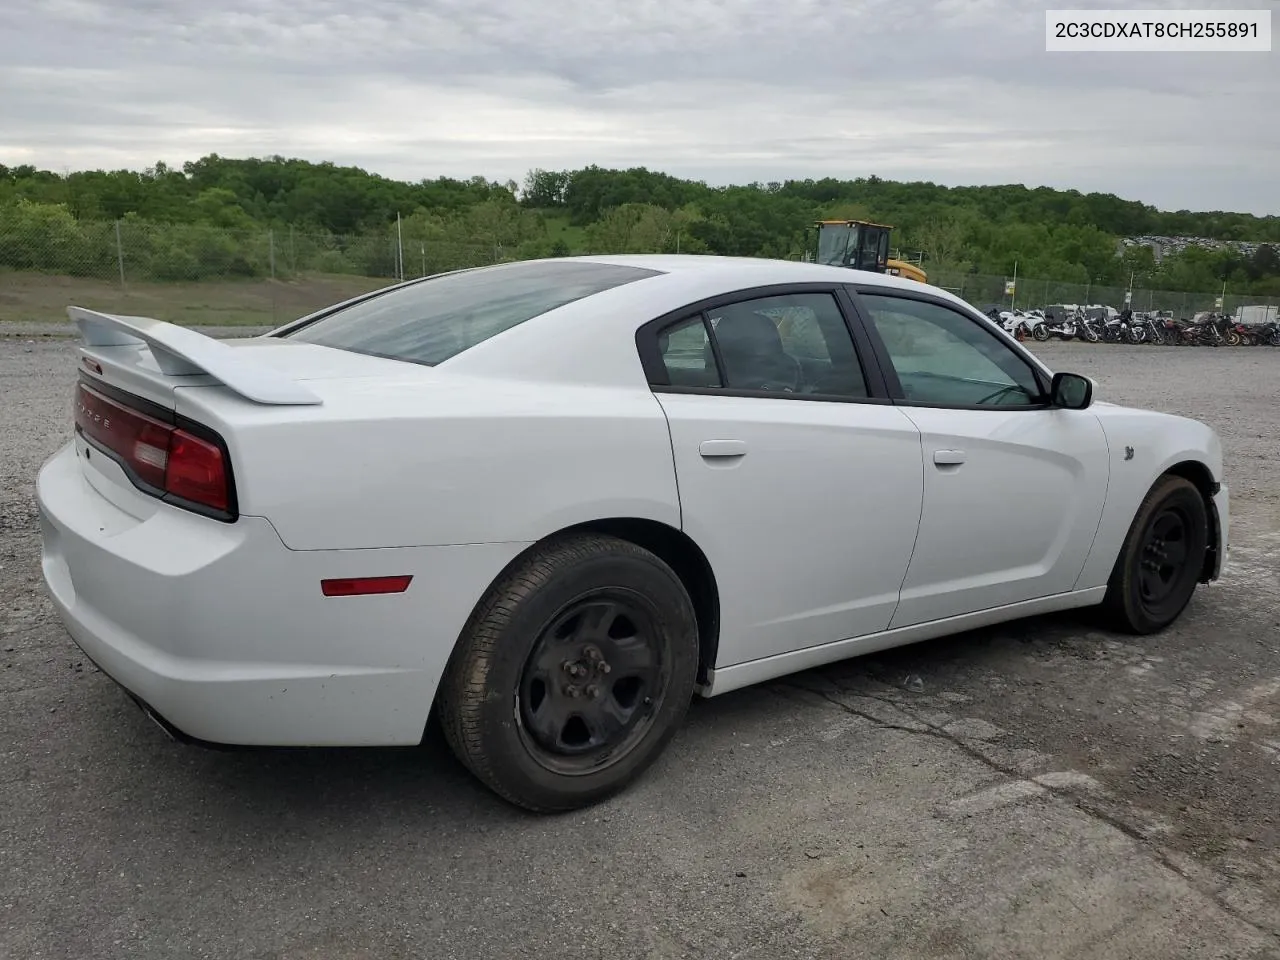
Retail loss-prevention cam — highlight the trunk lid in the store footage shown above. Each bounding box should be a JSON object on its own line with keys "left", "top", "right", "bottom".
{"left": 68, "top": 306, "right": 431, "bottom": 520}
{"left": 75, "top": 314, "right": 425, "bottom": 414}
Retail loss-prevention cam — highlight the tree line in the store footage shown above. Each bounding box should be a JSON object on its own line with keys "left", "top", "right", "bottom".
{"left": 1, "top": 155, "right": 1277, "bottom": 295}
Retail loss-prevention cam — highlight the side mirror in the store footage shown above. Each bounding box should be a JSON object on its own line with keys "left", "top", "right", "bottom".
{"left": 1050, "top": 371, "right": 1093, "bottom": 409}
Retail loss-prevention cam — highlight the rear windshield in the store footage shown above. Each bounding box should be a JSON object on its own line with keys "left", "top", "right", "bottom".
{"left": 280, "top": 259, "right": 663, "bottom": 365}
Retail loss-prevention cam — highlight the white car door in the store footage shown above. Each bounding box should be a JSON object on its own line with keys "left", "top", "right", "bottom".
{"left": 643, "top": 288, "right": 925, "bottom": 667}
{"left": 851, "top": 288, "right": 1110, "bottom": 628}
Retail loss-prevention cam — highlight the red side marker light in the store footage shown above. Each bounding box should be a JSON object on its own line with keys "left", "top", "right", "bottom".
{"left": 320, "top": 576, "right": 413, "bottom": 597}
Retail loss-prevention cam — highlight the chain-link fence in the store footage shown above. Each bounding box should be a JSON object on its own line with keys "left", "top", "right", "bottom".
{"left": 1, "top": 213, "right": 1276, "bottom": 327}
{"left": 929, "top": 271, "right": 1276, "bottom": 318}
{"left": 0, "top": 215, "right": 509, "bottom": 326}
{"left": 0, "top": 212, "right": 512, "bottom": 282}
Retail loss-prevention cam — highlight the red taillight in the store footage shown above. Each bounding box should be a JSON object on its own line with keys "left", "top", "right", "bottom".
{"left": 166, "top": 429, "right": 229, "bottom": 512}
{"left": 320, "top": 576, "right": 413, "bottom": 597}
{"left": 74, "top": 382, "right": 231, "bottom": 516}
{"left": 74, "top": 381, "right": 171, "bottom": 489}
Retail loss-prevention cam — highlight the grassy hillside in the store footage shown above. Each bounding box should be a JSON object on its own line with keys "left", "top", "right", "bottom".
{"left": 540, "top": 213, "right": 588, "bottom": 250}
{"left": 0, "top": 271, "right": 389, "bottom": 327}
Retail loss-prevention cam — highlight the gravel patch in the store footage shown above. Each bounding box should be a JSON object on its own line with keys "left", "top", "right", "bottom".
{"left": 2, "top": 338, "right": 1278, "bottom": 959}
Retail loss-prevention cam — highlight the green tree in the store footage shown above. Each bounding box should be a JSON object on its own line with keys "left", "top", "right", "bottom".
{"left": 521, "top": 169, "right": 570, "bottom": 207}
{"left": 5, "top": 155, "right": 1280, "bottom": 297}
{"left": 912, "top": 216, "right": 972, "bottom": 272}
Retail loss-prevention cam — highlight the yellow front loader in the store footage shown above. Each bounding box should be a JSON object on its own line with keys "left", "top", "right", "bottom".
{"left": 807, "top": 220, "right": 927, "bottom": 282}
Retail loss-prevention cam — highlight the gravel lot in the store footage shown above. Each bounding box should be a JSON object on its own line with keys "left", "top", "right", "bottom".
{"left": 2, "top": 334, "right": 1278, "bottom": 960}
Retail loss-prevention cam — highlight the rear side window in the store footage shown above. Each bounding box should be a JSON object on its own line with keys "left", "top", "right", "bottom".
{"left": 650, "top": 292, "right": 869, "bottom": 398}
{"left": 282, "top": 260, "right": 663, "bottom": 365}
{"left": 658, "top": 317, "right": 720, "bottom": 388}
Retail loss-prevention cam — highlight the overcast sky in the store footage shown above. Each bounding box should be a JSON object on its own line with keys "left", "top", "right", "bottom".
{"left": 2, "top": 0, "right": 1276, "bottom": 215}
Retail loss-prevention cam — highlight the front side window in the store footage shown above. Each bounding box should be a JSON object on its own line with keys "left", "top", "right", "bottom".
{"left": 282, "top": 260, "right": 662, "bottom": 365}
{"left": 858, "top": 293, "right": 1044, "bottom": 407}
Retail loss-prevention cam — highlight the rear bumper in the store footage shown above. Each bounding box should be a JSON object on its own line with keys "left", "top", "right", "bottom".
{"left": 36, "top": 442, "right": 526, "bottom": 746}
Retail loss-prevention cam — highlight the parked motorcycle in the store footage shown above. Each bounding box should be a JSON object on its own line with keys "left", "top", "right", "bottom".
{"left": 1040, "top": 314, "right": 1078, "bottom": 341}
{"left": 1022, "top": 309, "right": 1051, "bottom": 341}
{"left": 1075, "top": 314, "right": 1104, "bottom": 342}
{"left": 998, "top": 309, "right": 1050, "bottom": 341}
{"left": 1159, "top": 315, "right": 1185, "bottom": 344}
{"left": 985, "top": 303, "right": 1276, "bottom": 346}
{"left": 1224, "top": 320, "right": 1248, "bottom": 346}
{"left": 1132, "top": 312, "right": 1170, "bottom": 344}
{"left": 1177, "top": 316, "right": 1226, "bottom": 346}
{"left": 1101, "top": 312, "right": 1146, "bottom": 343}
{"left": 1209, "top": 315, "right": 1237, "bottom": 345}
{"left": 1250, "top": 321, "right": 1280, "bottom": 345}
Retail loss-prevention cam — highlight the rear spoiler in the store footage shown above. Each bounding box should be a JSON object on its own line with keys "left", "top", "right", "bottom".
{"left": 68, "top": 306, "right": 322, "bottom": 406}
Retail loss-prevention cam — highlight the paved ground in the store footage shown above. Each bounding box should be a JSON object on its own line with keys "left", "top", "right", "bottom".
{"left": 0, "top": 322, "right": 273, "bottom": 339}
{"left": 2, "top": 337, "right": 1278, "bottom": 960}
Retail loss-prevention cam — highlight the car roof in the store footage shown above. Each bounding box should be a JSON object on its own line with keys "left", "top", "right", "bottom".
{"left": 564, "top": 253, "right": 976, "bottom": 311}
{"left": 564, "top": 253, "right": 926, "bottom": 292}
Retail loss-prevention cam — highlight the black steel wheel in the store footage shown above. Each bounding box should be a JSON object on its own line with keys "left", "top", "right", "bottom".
{"left": 1102, "top": 475, "right": 1208, "bottom": 634}
{"left": 517, "top": 593, "right": 666, "bottom": 775}
{"left": 437, "top": 533, "right": 699, "bottom": 812}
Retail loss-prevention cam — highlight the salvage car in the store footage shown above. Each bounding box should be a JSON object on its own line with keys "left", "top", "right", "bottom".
{"left": 36, "top": 255, "right": 1228, "bottom": 811}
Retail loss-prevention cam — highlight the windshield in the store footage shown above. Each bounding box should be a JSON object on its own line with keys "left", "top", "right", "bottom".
{"left": 281, "top": 260, "right": 663, "bottom": 365}
{"left": 815, "top": 224, "right": 858, "bottom": 266}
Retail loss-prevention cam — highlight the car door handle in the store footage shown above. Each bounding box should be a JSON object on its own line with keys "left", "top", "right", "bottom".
{"left": 699, "top": 439, "right": 747, "bottom": 459}
{"left": 933, "top": 449, "right": 967, "bottom": 466}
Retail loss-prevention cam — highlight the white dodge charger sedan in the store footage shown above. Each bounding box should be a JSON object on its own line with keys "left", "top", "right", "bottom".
{"left": 37, "top": 255, "right": 1228, "bottom": 811}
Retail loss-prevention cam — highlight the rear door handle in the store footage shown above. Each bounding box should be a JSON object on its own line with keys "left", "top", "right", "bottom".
{"left": 699, "top": 439, "right": 747, "bottom": 459}
{"left": 933, "top": 449, "right": 967, "bottom": 466}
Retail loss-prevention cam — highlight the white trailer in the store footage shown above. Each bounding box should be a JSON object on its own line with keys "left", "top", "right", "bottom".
{"left": 1234, "top": 304, "right": 1278, "bottom": 325}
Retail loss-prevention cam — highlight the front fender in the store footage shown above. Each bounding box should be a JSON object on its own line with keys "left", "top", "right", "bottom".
{"left": 1073, "top": 407, "right": 1224, "bottom": 590}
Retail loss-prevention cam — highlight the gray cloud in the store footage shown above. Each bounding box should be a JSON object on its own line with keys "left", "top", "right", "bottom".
{"left": 2, "top": 0, "right": 1276, "bottom": 213}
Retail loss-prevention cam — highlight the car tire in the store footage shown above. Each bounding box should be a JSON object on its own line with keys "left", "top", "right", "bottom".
{"left": 437, "top": 532, "right": 699, "bottom": 813}
{"left": 1102, "top": 475, "right": 1208, "bottom": 635}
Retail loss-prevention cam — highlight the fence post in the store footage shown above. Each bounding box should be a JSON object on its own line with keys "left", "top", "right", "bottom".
{"left": 396, "top": 212, "right": 404, "bottom": 280}
{"left": 114, "top": 220, "right": 126, "bottom": 288}
{"left": 269, "top": 229, "right": 276, "bottom": 280}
